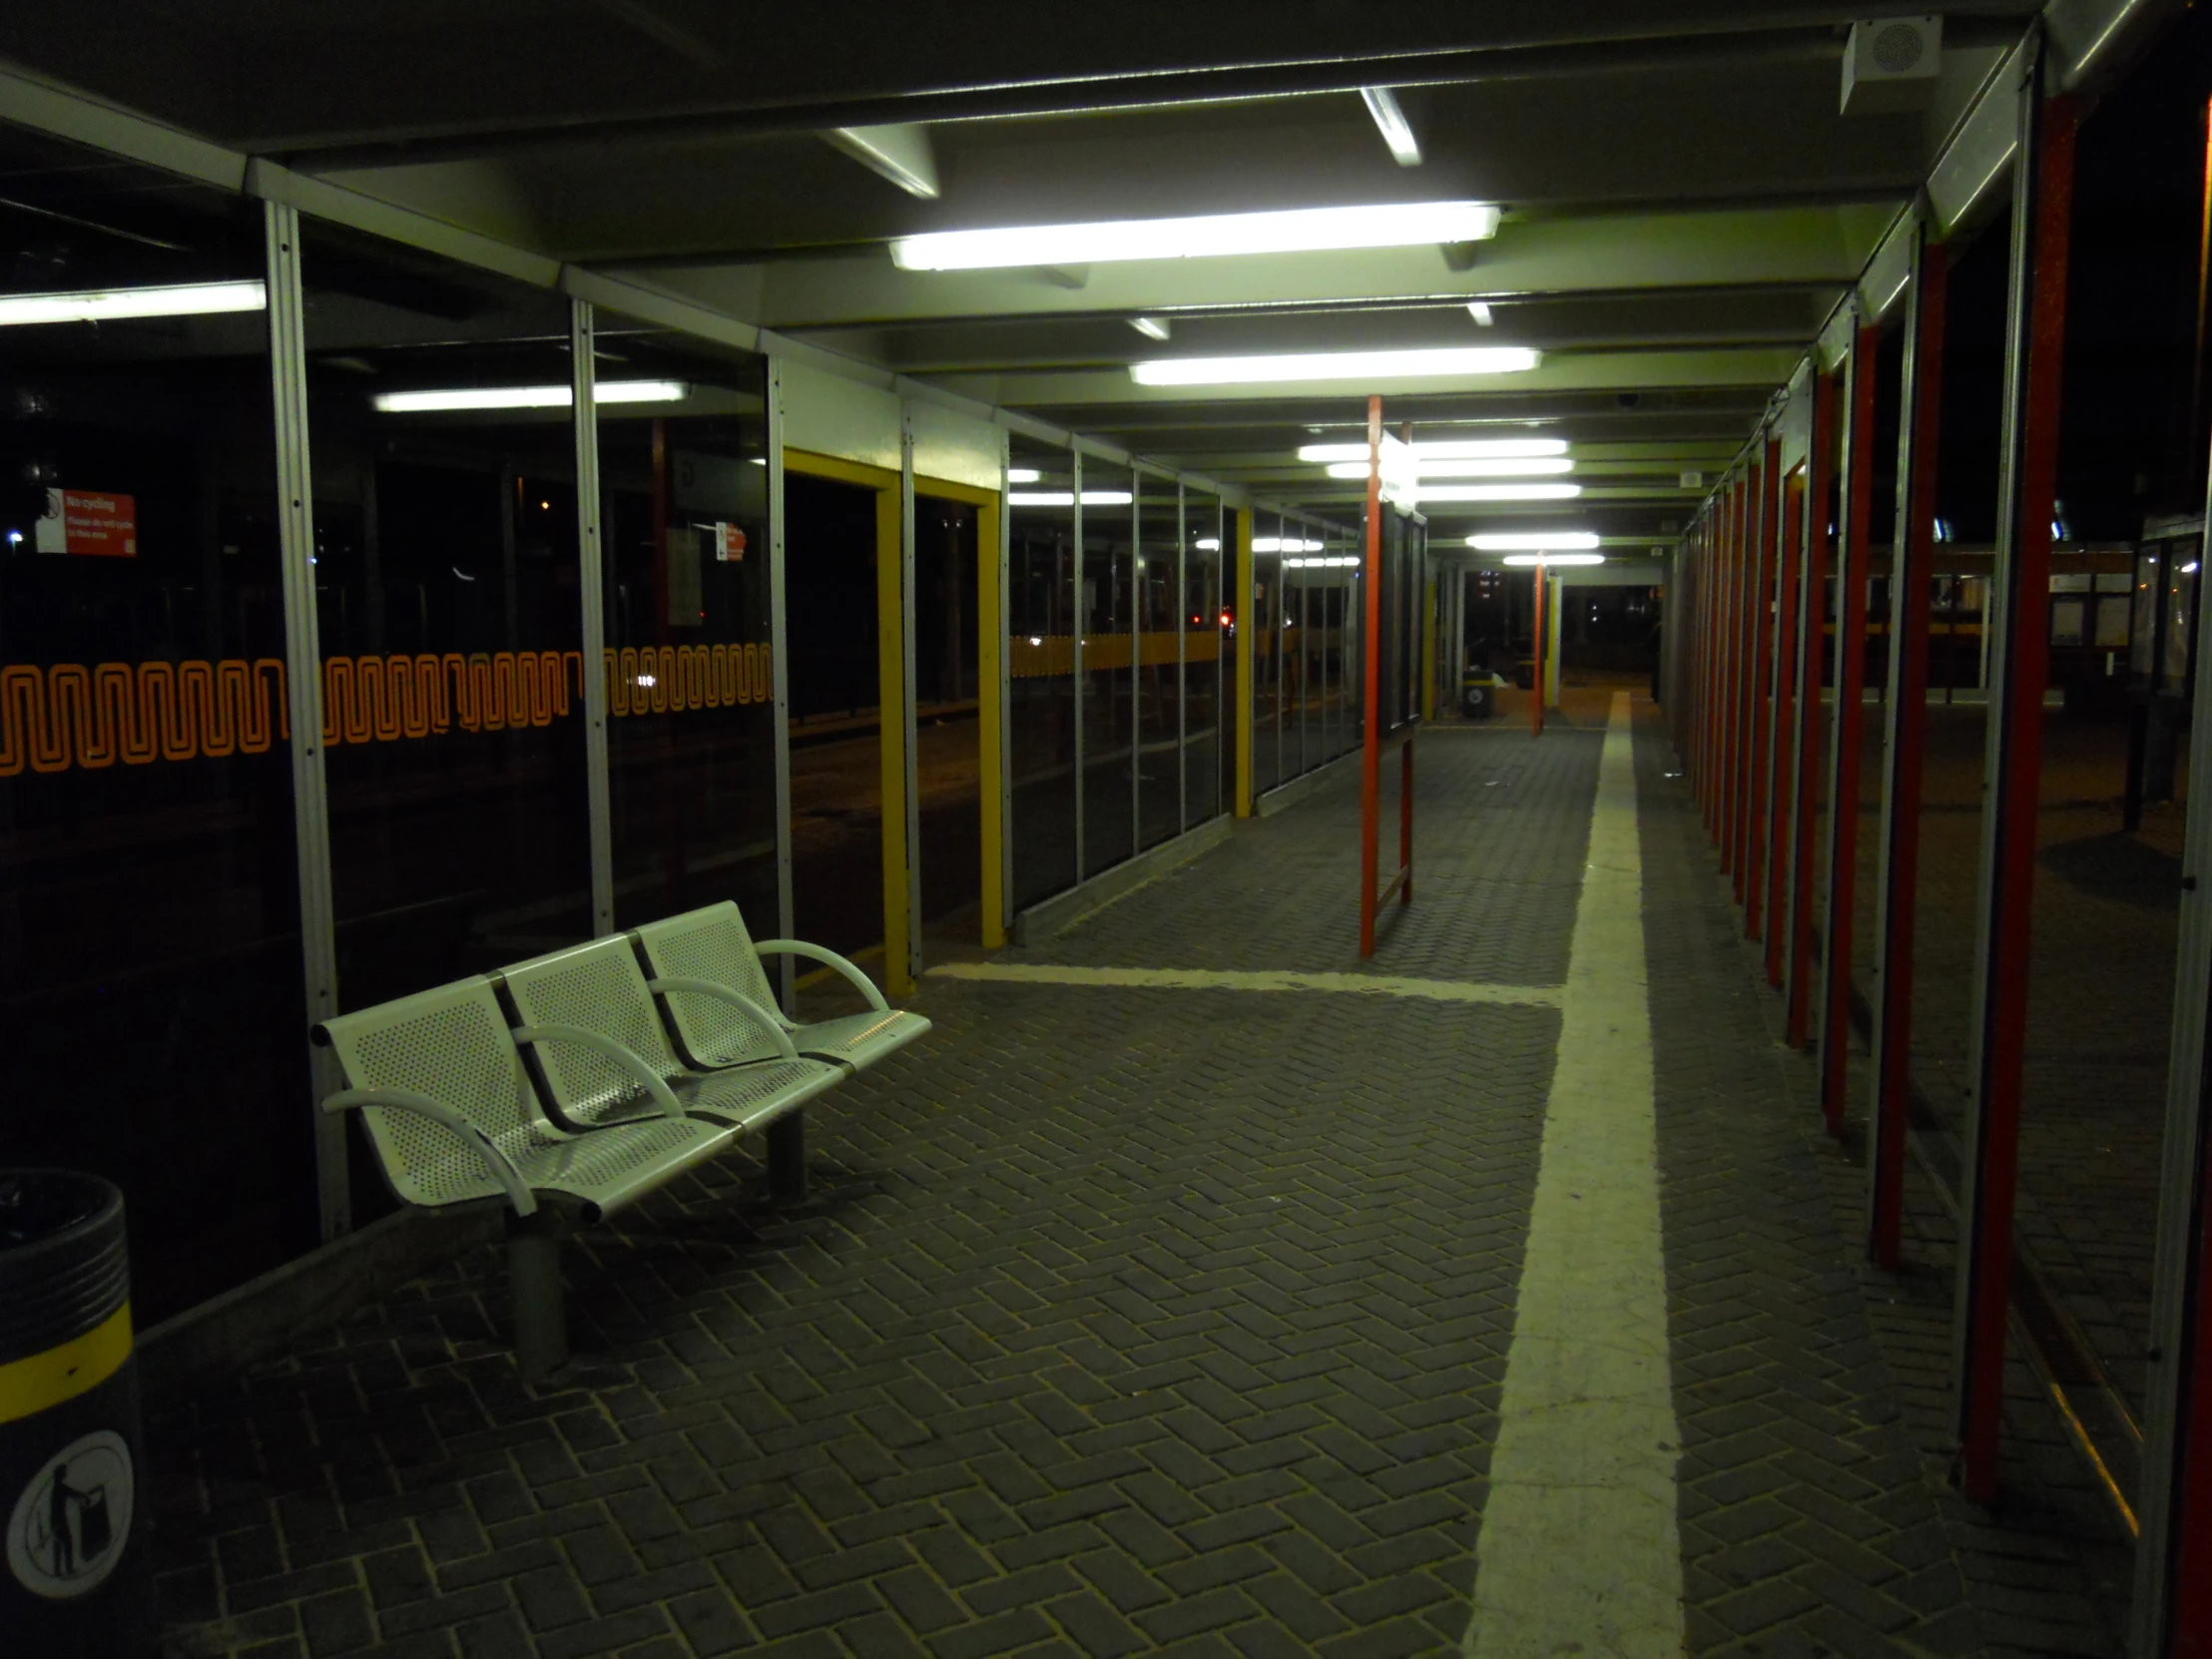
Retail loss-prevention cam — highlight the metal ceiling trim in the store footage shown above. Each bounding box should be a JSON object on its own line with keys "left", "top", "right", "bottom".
{"left": 0, "top": 62, "right": 246, "bottom": 191}
{"left": 1926, "top": 32, "right": 2034, "bottom": 241}
{"left": 562, "top": 268, "right": 763, "bottom": 352}
{"left": 1857, "top": 204, "right": 1923, "bottom": 327}
{"left": 245, "top": 159, "right": 564, "bottom": 288}
{"left": 2043, "top": 0, "right": 2188, "bottom": 94}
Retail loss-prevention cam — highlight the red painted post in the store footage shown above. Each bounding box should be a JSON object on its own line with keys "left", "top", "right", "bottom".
{"left": 1820, "top": 329, "right": 1881, "bottom": 1134}
{"left": 1715, "top": 477, "right": 1744, "bottom": 856}
{"left": 1695, "top": 516, "right": 1717, "bottom": 807}
{"left": 1787, "top": 369, "right": 1841, "bottom": 1043}
{"left": 1360, "top": 395, "right": 1382, "bottom": 960}
{"left": 1703, "top": 508, "right": 1726, "bottom": 829}
{"left": 1868, "top": 236, "right": 1949, "bottom": 1270}
{"left": 1738, "top": 447, "right": 1778, "bottom": 914}
{"left": 1954, "top": 88, "right": 2078, "bottom": 1507}
{"left": 2167, "top": 1234, "right": 2212, "bottom": 1657}
{"left": 1766, "top": 463, "right": 1807, "bottom": 982}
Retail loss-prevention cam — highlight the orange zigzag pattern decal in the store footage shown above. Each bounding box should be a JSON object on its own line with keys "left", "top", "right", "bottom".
{"left": 0, "top": 643, "right": 777, "bottom": 775}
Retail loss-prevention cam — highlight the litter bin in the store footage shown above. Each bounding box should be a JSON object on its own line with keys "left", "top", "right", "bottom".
{"left": 0, "top": 1171, "right": 155, "bottom": 1657}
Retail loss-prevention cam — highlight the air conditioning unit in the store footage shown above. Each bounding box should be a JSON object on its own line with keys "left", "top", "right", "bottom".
{"left": 1842, "top": 17, "right": 1942, "bottom": 116}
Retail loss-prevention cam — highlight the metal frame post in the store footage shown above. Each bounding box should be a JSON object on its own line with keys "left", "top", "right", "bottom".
{"left": 1742, "top": 439, "right": 1780, "bottom": 922}
{"left": 572, "top": 300, "right": 615, "bottom": 939}
{"left": 1715, "top": 476, "right": 1745, "bottom": 851}
{"left": 1361, "top": 396, "right": 1383, "bottom": 957}
{"left": 2135, "top": 430, "right": 2212, "bottom": 1659}
{"left": 1072, "top": 446, "right": 1087, "bottom": 872}
{"left": 1531, "top": 557, "right": 1547, "bottom": 739}
{"left": 1954, "top": 57, "right": 2078, "bottom": 1505}
{"left": 1766, "top": 452, "right": 1808, "bottom": 984}
{"left": 266, "top": 201, "right": 348, "bottom": 1241}
{"left": 1234, "top": 503, "right": 1254, "bottom": 817}
{"left": 1131, "top": 472, "right": 1144, "bottom": 853}
{"left": 767, "top": 364, "right": 797, "bottom": 1011}
{"left": 1177, "top": 481, "right": 1189, "bottom": 832}
{"left": 987, "top": 431, "right": 1012, "bottom": 944}
{"left": 1868, "top": 224, "right": 1948, "bottom": 1269}
{"left": 898, "top": 411, "right": 922, "bottom": 986}
{"left": 1786, "top": 366, "right": 1841, "bottom": 1043}
{"left": 1820, "top": 326, "right": 1881, "bottom": 1134}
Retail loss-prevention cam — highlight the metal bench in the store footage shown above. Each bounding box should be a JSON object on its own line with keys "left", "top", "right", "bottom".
{"left": 498, "top": 934, "right": 844, "bottom": 1200}
{"left": 313, "top": 975, "right": 737, "bottom": 1380}
{"left": 632, "top": 901, "right": 932, "bottom": 1079}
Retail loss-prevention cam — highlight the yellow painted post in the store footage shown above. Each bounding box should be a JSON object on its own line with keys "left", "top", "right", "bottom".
{"left": 1420, "top": 572, "right": 1437, "bottom": 722}
{"left": 1234, "top": 507, "right": 1255, "bottom": 817}
{"left": 977, "top": 497, "right": 1006, "bottom": 948}
{"left": 874, "top": 484, "right": 911, "bottom": 996}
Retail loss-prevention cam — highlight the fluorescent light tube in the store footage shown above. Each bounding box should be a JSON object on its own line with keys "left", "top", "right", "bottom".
{"left": 1297, "top": 437, "right": 1565, "bottom": 462}
{"left": 1196, "top": 537, "right": 1222, "bottom": 551}
{"left": 0, "top": 279, "right": 267, "bottom": 326}
{"left": 1253, "top": 537, "right": 1326, "bottom": 553}
{"left": 892, "top": 201, "right": 1499, "bottom": 272}
{"left": 1413, "top": 483, "right": 1581, "bottom": 502}
{"left": 373, "top": 379, "right": 688, "bottom": 412}
{"left": 1133, "top": 346, "right": 1537, "bottom": 386}
{"left": 1322, "top": 457, "right": 1572, "bottom": 480}
{"left": 1501, "top": 552, "right": 1604, "bottom": 566}
{"left": 1129, "top": 315, "right": 1172, "bottom": 340}
{"left": 1468, "top": 301, "right": 1494, "bottom": 325}
{"left": 1360, "top": 88, "right": 1422, "bottom": 167}
{"left": 1009, "top": 490, "right": 1134, "bottom": 507}
{"left": 1007, "top": 468, "right": 1042, "bottom": 484}
{"left": 1467, "top": 532, "right": 1601, "bottom": 551}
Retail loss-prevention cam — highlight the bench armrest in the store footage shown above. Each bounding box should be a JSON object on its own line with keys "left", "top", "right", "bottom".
{"left": 645, "top": 977, "right": 803, "bottom": 1061}
{"left": 754, "top": 940, "right": 890, "bottom": 1011}
{"left": 512, "top": 1025, "right": 687, "bottom": 1120}
{"left": 322, "top": 1088, "right": 539, "bottom": 1217}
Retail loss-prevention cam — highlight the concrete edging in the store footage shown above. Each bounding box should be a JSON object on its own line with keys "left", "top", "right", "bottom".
{"left": 1012, "top": 815, "right": 1235, "bottom": 944}
{"left": 1255, "top": 746, "right": 1362, "bottom": 818}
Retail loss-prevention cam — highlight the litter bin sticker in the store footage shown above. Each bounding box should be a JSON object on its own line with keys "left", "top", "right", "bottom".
{"left": 7, "top": 1430, "right": 133, "bottom": 1598}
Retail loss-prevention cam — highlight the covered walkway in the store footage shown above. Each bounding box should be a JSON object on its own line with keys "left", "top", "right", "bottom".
{"left": 150, "top": 693, "right": 2085, "bottom": 1659}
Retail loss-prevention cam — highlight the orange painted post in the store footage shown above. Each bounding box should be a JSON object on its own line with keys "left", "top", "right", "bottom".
{"left": 1360, "top": 395, "right": 1383, "bottom": 959}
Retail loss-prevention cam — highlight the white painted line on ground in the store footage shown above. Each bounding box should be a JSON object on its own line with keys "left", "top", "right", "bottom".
{"left": 924, "top": 961, "right": 1562, "bottom": 1007}
{"left": 1463, "top": 690, "right": 1684, "bottom": 1659}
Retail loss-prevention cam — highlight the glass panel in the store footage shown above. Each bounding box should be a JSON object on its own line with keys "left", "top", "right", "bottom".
{"left": 590, "top": 321, "right": 773, "bottom": 936}
{"left": 1184, "top": 493, "right": 1223, "bottom": 825}
{"left": 1081, "top": 457, "right": 1134, "bottom": 877}
{"left": 301, "top": 220, "right": 590, "bottom": 1042}
{"left": 1009, "top": 439, "right": 1075, "bottom": 908}
{"left": 0, "top": 133, "right": 310, "bottom": 1318}
{"left": 1137, "top": 478, "right": 1180, "bottom": 850}
{"left": 1251, "top": 514, "right": 1282, "bottom": 795}
{"left": 915, "top": 491, "right": 982, "bottom": 929}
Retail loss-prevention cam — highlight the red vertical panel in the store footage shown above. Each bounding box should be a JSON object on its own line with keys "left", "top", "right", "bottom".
{"left": 1767, "top": 465, "right": 1808, "bottom": 985}
{"left": 1359, "top": 395, "right": 1382, "bottom": 960}
{"left": 1956, "top": 94, "right": 2078, "bottom": 1505}
{"left": 1788, "top": 371, "right": 1841, "bottom": 1042}
{"left": 1822, "top": 332, "right": 1881, "bottom": 1133}
{"left": 1870, "top": 245, "right": 1948, "bottom": 1269}
{"left": 1739, "top": 451, "right": 1778, "bottom": 912}
{"left": 1721, "top": 476, "right": 1749, "bottom": 865}
{"left": 2168, "top": 1194, "right": 2212, "bottom": 1657}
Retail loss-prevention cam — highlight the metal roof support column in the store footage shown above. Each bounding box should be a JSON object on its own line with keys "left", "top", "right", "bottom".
{"left": 1820, "top": 325, "right": 1881, "bottom": 1137}
{"left": 2133, "top": 398, "right": 2212, "bottom": 1659}
{"left": 1764, "top": 440, "right": 1807, "bottom": 976}
{"left": 1360, "top": 396, "right": 1384, "bottom": 958}
{"left": 1786, "top": 366, "right": 1841, "bottom": 1044}
{"left": 1954, "top": 50, "right": 2079, "bottom": 1507}
{"left": 1868, "top": 224, "right": 1949, "bottom": 1270}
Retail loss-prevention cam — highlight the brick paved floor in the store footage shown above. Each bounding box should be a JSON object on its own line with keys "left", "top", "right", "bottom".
{"left": 153, "top": 692, "right": 2018, "bottom": 1659}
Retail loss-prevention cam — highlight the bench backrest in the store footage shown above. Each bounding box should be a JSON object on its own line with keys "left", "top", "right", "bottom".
{"left": 631, "top": 902, "right": 785, "bottom": 1068}
{"left": 500, "top": 935, "right": 684, "bottom": 1122}
{"left": 317, "top": 977, "right": 543, "bottom": 1208}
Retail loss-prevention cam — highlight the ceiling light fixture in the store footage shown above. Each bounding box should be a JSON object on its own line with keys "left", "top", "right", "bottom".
{"left": 1413, "top": 483, "right": 1581, "bottom": 502}
{"left": 1322, "top": 457, "right": 1572, "bottom": 480}
{"left": 1006, "top": 467, "right": 1042, "bottom": 484}
{"left": 1468, "top": 301, "right": 1494, "bottom": 325}
{"left": 1360, "top": 88, "right": 1422, "bottom": 167}
{"left": 1466, "top": 532, "right": 1602, "bottom": 552}
{"left": 0, "top": 279, "right": 267, "bottom": 326}
{"left": 1129, "top": 315, "right": 1172, "bottom": 340}
{"left": 892, "top": 201, "right": 1499, "bottom": 272}
{"left": 1500, "top": 552, "right": 1605, "bottom": 567}
{"left": 1298, "top": 437, "right": 1566, "bottom": 462}
{"left": 1009, "top": 490, "right": 1134, "bottom": 507}
{"left": 1133, "top": 345, "right": 1537, "bottom": 386}
{"left": 1254, "top": 537, "right": 1326, "bottom": 553}
{"left": 372, "top": 379, "right": 688, "bottom": 412}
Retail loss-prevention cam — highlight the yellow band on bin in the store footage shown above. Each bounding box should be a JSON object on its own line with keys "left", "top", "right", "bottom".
{"left": 0, "top": 1303, "right": 133, "bottom": 1425}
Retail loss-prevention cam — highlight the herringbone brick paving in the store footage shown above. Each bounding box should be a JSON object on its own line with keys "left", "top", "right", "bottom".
{"left": 151, "top": 694, "right": 2006, "bottom": 1659}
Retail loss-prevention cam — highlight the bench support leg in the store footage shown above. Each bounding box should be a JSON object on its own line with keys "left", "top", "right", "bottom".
{"left": 769, "top": 1111, "right": 807, "bottom": 1202}
{"left": 505, "top": 1210, "right": 569, "bottom": 1382}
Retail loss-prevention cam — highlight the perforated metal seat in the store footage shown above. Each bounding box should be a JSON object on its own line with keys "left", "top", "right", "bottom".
{"left": 632, "top": 902, "right": 931, "bottom": 1074}
{"left": 313, "top": 976, "right": 735, "bottom": 1224}
{"left": 498, "top": 934, "right": 841, "bottom": 1133}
